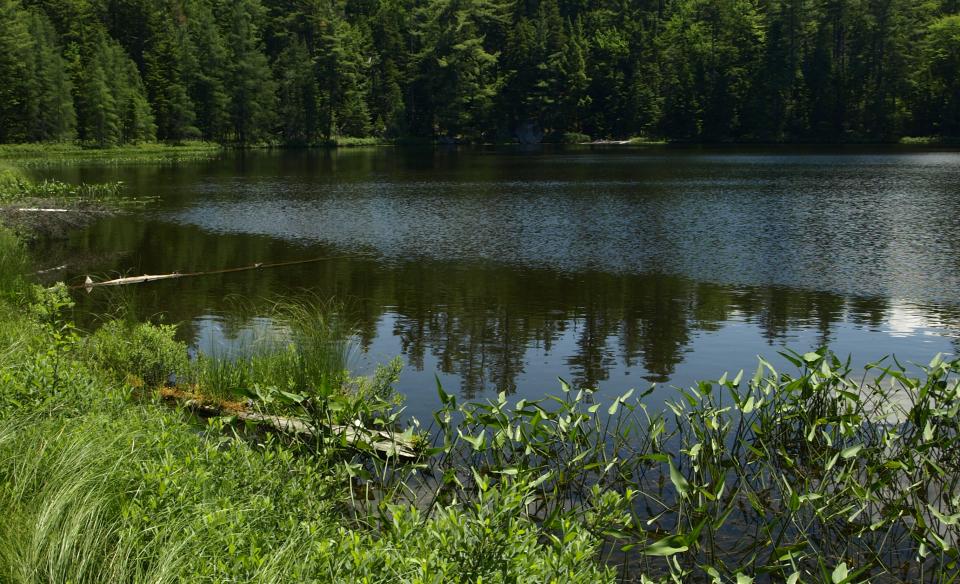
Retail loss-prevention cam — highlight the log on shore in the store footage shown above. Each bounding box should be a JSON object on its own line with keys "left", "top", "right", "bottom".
{"left": 162, "top": 390, "right": 418, "bottom": 459}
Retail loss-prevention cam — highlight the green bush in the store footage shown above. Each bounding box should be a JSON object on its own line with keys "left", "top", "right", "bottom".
{"left": 0, "top": 164, "right": 30, "bottom": 196}
{"left": 85, "top": 320, "right": 189, "bottom": 387}
{"left": 0, "top": 286, "right": 96, "bottom": 417}
{"left": 561, "top": 132, "right": 592, "bottom": 144}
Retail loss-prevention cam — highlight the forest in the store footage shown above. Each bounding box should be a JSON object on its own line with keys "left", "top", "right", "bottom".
{"left": 1, "top": 0, "right": 959, "bottom": 145}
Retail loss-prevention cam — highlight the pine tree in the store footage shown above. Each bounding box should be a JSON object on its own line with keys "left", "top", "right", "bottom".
{"left": 416, "top": 0, "right": 504, "bottom": 140}
{"left": 72, "top": 34, "right": 121, "bottom": 146}
{"left": 914, "top": 14, "right": 960, "bottom": 136}
{"left": 183, "top": 0, "right": 231, "bottom": 141}
{"left": 316, "top": 13, "right": 372, "bottom": 139}
{"left": 369, "top": 0, "right": 407, "bottom": 137}
{"left": 556, "top": 17, "right": 590, "bottom": 133}
{"left": 0, "top": 0, "right": 34, "bottom": 143}
{"left": 144, "top": 6, "right": 199, "bottom": 142}
{"left": 25, "top": 9, "right": 76, "bottom": 141}
{"left": 220, "top": 0, "right": 277, "bottom": 144}
{"left": 276, "top": 36, "right": 320, "bottom": 144}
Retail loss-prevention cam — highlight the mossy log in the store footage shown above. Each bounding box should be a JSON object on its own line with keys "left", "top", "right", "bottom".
{"left": 160, "top": 388, "right": 418, "bottom": 459}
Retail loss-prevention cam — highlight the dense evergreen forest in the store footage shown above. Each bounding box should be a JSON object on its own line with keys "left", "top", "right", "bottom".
{"left": 1, "top": 0, "right": 959, "bottom": 145}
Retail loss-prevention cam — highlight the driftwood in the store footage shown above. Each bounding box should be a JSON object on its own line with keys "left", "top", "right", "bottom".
{"left": 161, "top": 389, "right": 418, "bottom": 460}
{"left": 85, "top": 273, "right": 183, "bottom": 289}
{"left": 81, "top": 256, "right": 370, "bottom": 291}
{"left": 15, "top": 208, "right": 72, "bottom": 213}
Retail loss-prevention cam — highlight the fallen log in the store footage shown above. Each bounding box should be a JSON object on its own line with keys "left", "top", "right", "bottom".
{"left": 161, "top": 388, "right": 418, "bottom": 460}
{"left": 85, "top": 273, "right": 183, "bottom": 289}
{"left": 79, "top": 255, "right": 370, "bottom": 291}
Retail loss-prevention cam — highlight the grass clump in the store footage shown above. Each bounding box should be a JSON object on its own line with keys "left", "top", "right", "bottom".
{"left": 187, "top": 297, "right": 356, "bottom": 406}
{"left": 0, "top": 226, "right": 30, "bottom": 301}
{"left": 0, "top": 160, "right": 129, "bottom": 206}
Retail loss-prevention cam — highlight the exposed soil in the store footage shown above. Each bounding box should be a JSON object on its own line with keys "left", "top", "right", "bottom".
{"left": 0, "top": 198, "right": 112, "bottom": 243}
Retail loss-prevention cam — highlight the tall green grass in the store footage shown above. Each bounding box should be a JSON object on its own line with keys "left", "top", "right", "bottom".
{"left": 0, "top": 406, "right": 611, "bottom": 583}
{"left": 0, "top": 227, "right": 29, "bottom": 301}
{"left": 189, "top": 297, "right": 355, "bottom": 403}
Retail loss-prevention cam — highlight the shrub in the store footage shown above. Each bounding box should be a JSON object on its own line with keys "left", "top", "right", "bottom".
{"left": 85, "top": 320, "right": 189, "bottom": 387}
{"left": 561, "top": 132, "right": 592, "bottom": 144}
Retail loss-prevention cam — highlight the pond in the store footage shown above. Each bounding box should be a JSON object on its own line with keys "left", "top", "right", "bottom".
{"left": 35, "top": 145, "right": 960, "bottom": 420}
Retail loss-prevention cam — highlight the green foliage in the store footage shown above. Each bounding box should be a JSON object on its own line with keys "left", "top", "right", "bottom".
{"left": 221, "top": 0, "right": 276, "bottom": 144}
{"left": 0, "top": 226, "right": 29, "bottom": 302}
{"left": 3, "top": 0, "right": 960, "bottom": 144}
{"left": 559, "top": 131, "right": 590, "bottom": 143}
{"left": 0, "top": 284, "right": 99, "bottom": 417}
{"left": 84, "top": 320, "right": 188, "bottom": 387}
{"left": 0, "top": 1, "right": 75, "bottom": 143}
{"left": 0, "top": 407, "right": 613, "bottom": 583}
{"left": 0, "top": 142, "right": 220, "bottom": 166}
{"left": 0, "top": 164, "right": 129, "bottom": 207}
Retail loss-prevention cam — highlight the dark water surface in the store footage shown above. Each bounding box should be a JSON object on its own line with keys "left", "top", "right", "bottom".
{"left": 37, "top": 146, "right": 960, "bottom": 420}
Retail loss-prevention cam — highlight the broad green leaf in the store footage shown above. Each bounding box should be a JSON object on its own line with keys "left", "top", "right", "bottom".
{"left": 831, "top": 562, "right": 848, "bottom": 584}
{"left": 640, "top": 535, "right": 688, "bottom": 557}
{"left": 840, "top": 444, "right": 863, "bottom": 459}
{"left": 668, "top": 459, "right": 690, "bottom": 496}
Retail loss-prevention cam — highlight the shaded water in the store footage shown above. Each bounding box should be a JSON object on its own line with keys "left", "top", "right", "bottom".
{"left": 36, "top": 146, "right": 960, "bottom": 420}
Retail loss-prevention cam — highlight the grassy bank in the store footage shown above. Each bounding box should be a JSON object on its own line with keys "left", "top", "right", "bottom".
{"left": 0, "top": 142, "right": 222, "bottom": 167}
{"left": 0, "top": 226, "right": 958, "bottom": 582}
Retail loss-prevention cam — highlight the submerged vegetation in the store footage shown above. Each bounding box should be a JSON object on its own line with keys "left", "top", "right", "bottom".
{"left": 0, "top": 226, "right": 957, "bottom": 582}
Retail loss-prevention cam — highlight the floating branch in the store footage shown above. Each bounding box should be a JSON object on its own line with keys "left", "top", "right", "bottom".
{"left": 36, "top": 264, "right": 67, "bottom": 275}
{"left": 81, "top": 255, "right": 372, "bottom": 291}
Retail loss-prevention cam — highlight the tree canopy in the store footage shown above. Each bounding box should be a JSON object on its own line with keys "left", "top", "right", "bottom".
{"left": 1, "top": 0, "right": 958, "bottom": 144}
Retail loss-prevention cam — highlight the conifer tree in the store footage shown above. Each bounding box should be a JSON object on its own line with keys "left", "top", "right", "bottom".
{"left": 316, "top": 13, "right": 372, "bottom": 139}
{"left": 369, "top": 0, "right": 406, "bottom": 137}
{"left": 144, "top": 7, "right": 199, "bottom": 142}
{"left": 417, "top": 0, "right": 504, "bottom": 139}
{"left": 0, "top": 0, "right": 33, "bottom": 143}
{"left": 183, "top": 0, "right": 231, "bottom": 141}
{"left": 277, "top": 36, "right": 320, "bottom": 144}
{"left": 72, "top": 34, "right": 122, "bottom": 146}
{"left": 220, "top": 0, "right": 277, "bottom": 144}
{"left": 25, "top": 9, "right": 76, "bottom": 141}
{"left": 556, "top": 17, "right": 590, "bottom": 133}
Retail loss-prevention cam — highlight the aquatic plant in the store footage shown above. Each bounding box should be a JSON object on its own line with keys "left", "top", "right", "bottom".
{"left": 353, "top": 350, "right": 960, "bottom": 582}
